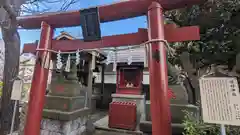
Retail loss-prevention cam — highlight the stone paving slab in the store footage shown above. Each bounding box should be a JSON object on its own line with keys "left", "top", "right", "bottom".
{"left": 94, "top": 130, "right": 136, "bottom": 135}
{"left": 7, "top": 132, "right": 18, "bottom": 135}
{"left": 94, "top": 116, "right": 143, "bottom": 135}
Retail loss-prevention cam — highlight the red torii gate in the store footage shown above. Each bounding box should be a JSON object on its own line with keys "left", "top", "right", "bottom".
{"left": 17, "top": 0, "right": 203, "bottom": 135}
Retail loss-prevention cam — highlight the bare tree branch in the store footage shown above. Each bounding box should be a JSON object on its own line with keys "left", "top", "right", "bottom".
{"left": 21, "top": 0, "right": 79, "bottom": 14}
{"left": 0, "top": 0, "right": 78, "bottom": 134}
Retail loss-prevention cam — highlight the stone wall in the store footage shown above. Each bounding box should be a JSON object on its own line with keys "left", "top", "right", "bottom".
{"left": 40, "top": 116, "right": 87, "bottom": 135}
{"left": 19, "top": 103, "right": 88, "bottom": 135}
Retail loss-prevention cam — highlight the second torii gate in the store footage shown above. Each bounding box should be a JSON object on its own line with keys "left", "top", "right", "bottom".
{"left": 17, "top": 0, "right": 203, "bottom": 135}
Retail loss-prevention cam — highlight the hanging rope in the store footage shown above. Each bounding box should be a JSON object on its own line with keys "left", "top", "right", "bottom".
{"left": 24, "top": 38, "right": 175, "bottom": 70}
{"left": 34, "top": 39, "right": 174, "bottom": 56}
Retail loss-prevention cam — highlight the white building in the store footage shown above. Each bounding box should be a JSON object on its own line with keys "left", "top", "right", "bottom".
{"left": 94, "top": 46, "right": 155, "bottom": 85}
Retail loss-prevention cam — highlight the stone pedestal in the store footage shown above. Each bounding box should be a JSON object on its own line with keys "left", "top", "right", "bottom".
{"left": 91, "top": 95, "right": 101, "bottom": 113}
{"left": 43, "top": 78, "right": 90, "bottom": 119}
{"left": 111, "top": 94, "right": 146, "bottom": 130}
{"left": 42, "top": 70, "right": 91, "bottom": 135}
{"left": 41, "top": 116, "right": 87, "bottom": 135}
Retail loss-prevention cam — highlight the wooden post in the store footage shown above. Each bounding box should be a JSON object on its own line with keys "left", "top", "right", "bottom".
{"left": 87, "top": 55, "right": 93, "bottom": 110}
{"left": 101, "top": 64, "right": 105, "bottom": 107}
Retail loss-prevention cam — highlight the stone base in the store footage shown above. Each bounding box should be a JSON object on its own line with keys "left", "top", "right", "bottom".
{"left": 49, "top": 81, "right": 87, "bottom": 97}
{"left": 42, "top": 108, "right": 90, "bottom": 121}
{"left": 140, "top": 121, "right": 184, "bottom": 134}
{"left": 44, "top": 95, "right": 86, "bottom": 112}
{"left": 145, "top": 101, "right": 199, "bottom": 123}
{"left": 91, "top": 95, "right": 101, "bottom": 113}
{"left": 111, "top": 94, "right": 146, "bottom": 130}
{"left": 41, "top": 116, "right": 87, "bottom": 135}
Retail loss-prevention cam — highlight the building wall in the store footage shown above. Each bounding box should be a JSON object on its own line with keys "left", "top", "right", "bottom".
{"left": 94, "top": 71, "right": 151, "bottom": 84}
{"left": 93, "top": 71, "right": 190, "bottom": 109}
{"left": 93, "top": 72, "right": 151, "bottom": 109}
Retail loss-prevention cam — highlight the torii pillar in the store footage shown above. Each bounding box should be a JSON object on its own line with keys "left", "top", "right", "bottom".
{"left": 148, "top": 2, "right": 171, "bottom": 134}
{"left": 24, "top": 22, "right": 53, "bottom": 134}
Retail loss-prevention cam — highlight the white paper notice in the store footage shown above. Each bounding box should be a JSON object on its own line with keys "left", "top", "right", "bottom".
{"left": 199, "top": 77, "right": 240, "bottom": 126}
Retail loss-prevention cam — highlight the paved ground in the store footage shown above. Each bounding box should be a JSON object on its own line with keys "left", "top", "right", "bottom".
{"left": 90, "top": 110, "right": 108, "bottom": 123}
{"left": 94, "top": 130, "right": 134, "bottom": 135}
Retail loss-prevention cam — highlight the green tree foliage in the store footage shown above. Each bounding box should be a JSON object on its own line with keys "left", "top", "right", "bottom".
{"left": 165, "top": 0, "right": 240, "bottom": 69}
{"left": 0, "top": 81, "right": 3, "bottom": 96}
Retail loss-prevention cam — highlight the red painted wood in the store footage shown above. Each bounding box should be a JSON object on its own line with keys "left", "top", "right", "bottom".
{"left": 109, "top": 101, "right": 137, "bottom": 130}
{"left": 147, "top": 2, "right": 172, "bottom": 135}
{"left": 116, "top": 89, "right": 141, "bottom": 95}
{"left": 17, "top": 0, "right": 204, "bottom": 29}
{"left": 116, "top": 67, "right": 142, "bottom": 95}
{"left": 22, "top": 25, "right": 200, "bottom": 54}
{"left": 24, "top": 22, "right": 53, "bottom": 135}
{"left": 168, "top": 88, "right": 176, "bottom": 99}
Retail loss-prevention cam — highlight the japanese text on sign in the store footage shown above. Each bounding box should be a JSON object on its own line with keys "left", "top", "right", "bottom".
{"left": 199, "top": 77, "right": 240, "bottom": 126}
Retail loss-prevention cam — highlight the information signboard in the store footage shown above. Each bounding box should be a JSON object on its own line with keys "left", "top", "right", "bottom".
{"left": 199, "top": 77, "right": 240, "bottom": 126}
{"left": 11, "top": 79, "right": 23, "bottom": 101}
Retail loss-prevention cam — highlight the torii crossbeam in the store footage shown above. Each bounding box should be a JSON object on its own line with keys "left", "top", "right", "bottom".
{"left": 18, "top": 0, "right": 203, "bottom": 135}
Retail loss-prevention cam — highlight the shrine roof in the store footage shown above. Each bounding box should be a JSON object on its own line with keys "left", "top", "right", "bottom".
{"left": 53, "top": 32, "right": 107, "bottom": 60}
{"left": 17, "top": 0, "right": 205, "bottom": 29}
{"left": 55, "top": 31, "right": 76, "bottom": 40}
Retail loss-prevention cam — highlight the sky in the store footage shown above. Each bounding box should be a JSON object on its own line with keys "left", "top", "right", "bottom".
{"left": 9, "top": 0, "right": 148, "bottom": 49}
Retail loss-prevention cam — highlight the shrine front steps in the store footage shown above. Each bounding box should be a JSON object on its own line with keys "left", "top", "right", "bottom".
{"left": 139, "top": 121, "right": 184, "bottom": 135}
{"left": 141, "top": 102, "right": 199, "bottom": 134}
{"left": 145, "top": 102, "right": 199, "bottom": 123}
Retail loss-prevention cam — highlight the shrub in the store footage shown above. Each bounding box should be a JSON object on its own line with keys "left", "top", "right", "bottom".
{"left": 182, "top": 110, "right": 240, "bottom": 135}
{"left": 0, "top": 81, "right": 3, "bottom": 96}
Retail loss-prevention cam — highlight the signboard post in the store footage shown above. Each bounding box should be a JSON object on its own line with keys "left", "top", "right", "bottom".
{"left": 199, "top": 77, "right": 240, "bottom": 135}
{"left": 221, "top": 124, "right": 226, "bottom": 135}
{"left": 10, "top": 78, "right": 23, "bottom": 135}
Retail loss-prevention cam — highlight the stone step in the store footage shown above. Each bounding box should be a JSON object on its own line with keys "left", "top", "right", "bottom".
{"left": 145, "top": 102, "right": 199, "bottom": 123}
{"left": 44, "top": 95, "right": 86, "bottom": 112}
{"left": 139, "top": 121, "right": 184, "bottom": 134}
{"left": 43, "top": 107, "right": 90, "bottom": 121}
